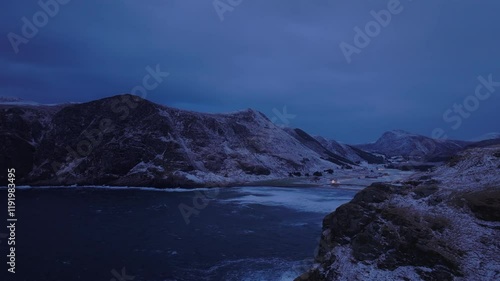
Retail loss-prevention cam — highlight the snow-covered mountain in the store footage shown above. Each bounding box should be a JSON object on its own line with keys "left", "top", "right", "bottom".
{"left": 0, "top": 96, "right": 24, "bottom": 103}
{"left": 470, "top": 132, "right": 500, "bottom": 142}
{"left": 0, "top": 94, "right": 365, "bottom": 187}
{"left": 283, "top": 128, "right": 356, "bottom": 168}
{"left": 297, "top": 145, "right": 500, "bottom": 281}
{"left": 314, "top": 135, "right": 385, "bottom": 164}
{"left": 356, "top": 130, "right": 469, "bottom": 161}
{"left": 0, "top": 96, "right": 44, "bottom": 106}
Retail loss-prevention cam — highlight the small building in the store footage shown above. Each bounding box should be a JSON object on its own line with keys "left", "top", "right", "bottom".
{"left": 330, "top": 179, "right": 340, "bottom": 185}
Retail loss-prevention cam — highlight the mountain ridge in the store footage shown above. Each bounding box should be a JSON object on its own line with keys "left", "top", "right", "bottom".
{"left": 1, "top": 95, "right": 495, "bottom": 187}
{"left": 0, "top": 94, "right": 372, "bottom": 187}
{"left": 356, "top": 130, "right": 470, "bottom": 161}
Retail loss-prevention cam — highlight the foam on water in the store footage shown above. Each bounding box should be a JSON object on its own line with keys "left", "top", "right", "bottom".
{"left": 5, "top": 185, "right": 343, "bottom": 280}
{"left": 223, "top": 186, "right": 356, "bottom": 213}
{"left": 181, "top": 257, "right": 312, "bottom": 281}
{"left": 0, "top": 185, "right": 221, "bottom": 193}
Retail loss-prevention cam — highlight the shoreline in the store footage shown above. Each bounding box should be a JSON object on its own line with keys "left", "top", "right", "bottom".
{"left": 0, "top": 184, "right": 353, "bottom": 191}
{"left": 0, "top": 170, "right": 414, "bottom": 191}
{"left": 0, "top": 180, "right": 401, "bottom": 193}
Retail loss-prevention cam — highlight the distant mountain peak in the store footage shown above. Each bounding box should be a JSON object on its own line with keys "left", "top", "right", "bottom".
{"left": 0, "top": 96, "right": 24, "bottom": 103}
{"left": 470, "top": 132, "right": 500, "bottom": 142}
{"left": 384, "top": 130, "right": 415, "bottom": 137}
{"left": 357, "top": 130, "right": 468, "bottom": 160}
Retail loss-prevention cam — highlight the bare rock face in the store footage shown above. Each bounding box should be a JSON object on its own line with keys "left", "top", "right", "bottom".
{"left": 297, "top": 146, "right": 500, "bottom": 281}
{"left": 0, "top": 105, "right": 61, "bottom": 182}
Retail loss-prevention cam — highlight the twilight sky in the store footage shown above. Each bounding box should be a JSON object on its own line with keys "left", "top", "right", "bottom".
{"left": 2, "top": 0, "right": 500, "bottom": 143}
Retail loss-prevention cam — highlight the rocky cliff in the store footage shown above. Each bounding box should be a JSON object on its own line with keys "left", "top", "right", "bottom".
{"left": 297, "top": 145, "right": 500, "bottom": 281}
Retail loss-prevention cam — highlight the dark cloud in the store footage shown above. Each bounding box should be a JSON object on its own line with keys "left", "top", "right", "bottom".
{"left": 2, "top": 0, "right": 499, "bottom": 142}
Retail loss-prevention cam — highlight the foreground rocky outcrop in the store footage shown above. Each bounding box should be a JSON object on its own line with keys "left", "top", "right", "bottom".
{"left": 297, "top": 146, "right": 500, "bottom": 281}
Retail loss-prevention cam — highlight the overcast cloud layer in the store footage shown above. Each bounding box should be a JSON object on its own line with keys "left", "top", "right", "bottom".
{"left": 2, "top": 0, "right": 499, "bottom": 143}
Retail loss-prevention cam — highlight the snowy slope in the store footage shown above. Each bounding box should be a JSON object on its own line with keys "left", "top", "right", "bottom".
{"left": 314, "top": 135, "right": 385, "bottom": 164}
{"left": 283, "top": 128, "right": 356, "bottom": 167}
{"left": 470, "top": 132, "right": 500, "bottom": 142}
{"left": 1, "top": 94, "right": 341, "bottom": 187}
{"left": 298, "top": 145, "right": 500, "bottom": 281}
{"left": 427, "top": 145, "right": 500, "bottom": 190}
{"left": 356, "top": 130, "right": 468, "bottom": 161}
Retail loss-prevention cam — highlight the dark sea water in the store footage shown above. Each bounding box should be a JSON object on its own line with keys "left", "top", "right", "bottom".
{"left": 0, "top": 186, "right": 358, "bottom": 281}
